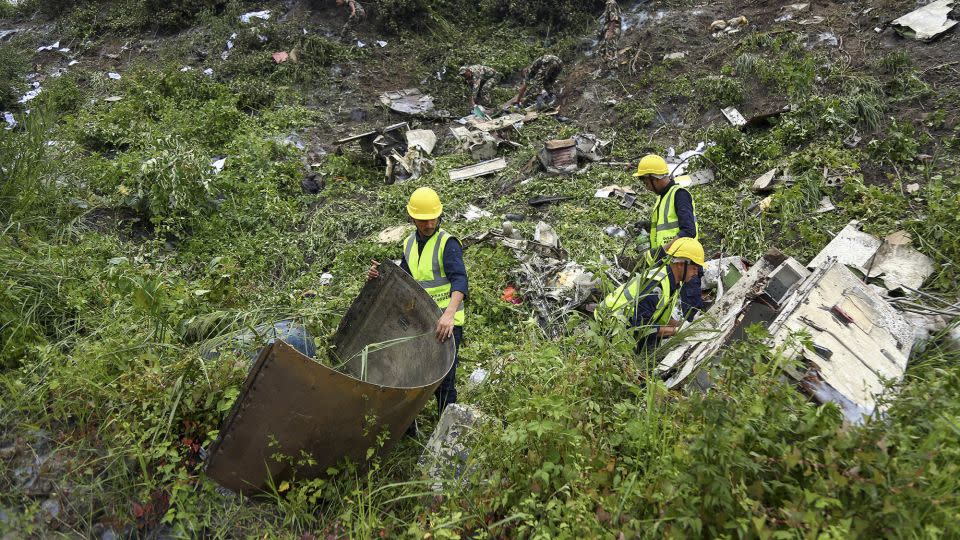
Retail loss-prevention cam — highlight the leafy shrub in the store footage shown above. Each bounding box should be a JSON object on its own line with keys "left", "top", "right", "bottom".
{"left": 124, "top": 134, "right": 215, "bottom": 232}
{"left": 0, "top": 44, "right": 27, "bottom": 110}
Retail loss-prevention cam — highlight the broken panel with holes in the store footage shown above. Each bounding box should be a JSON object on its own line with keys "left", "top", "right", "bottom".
{"left": 657, "top": 246, "right": 915, "bottom": 424}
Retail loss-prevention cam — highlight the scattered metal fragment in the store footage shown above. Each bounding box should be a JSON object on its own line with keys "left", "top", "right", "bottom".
{"left": 604, "top": 226, "right": 628, "bottom": 238}
{"left": 379, "top": 88, "right": 443, "bottom": 117}
{"left": 721, "top": 106, "right": 747, "bottom": 127}
{"left": 527, "top": 195, "right": 572, "bottom": 207}
{"left": 3, "top": 112, "right": 16, "bottom": 130}
{"left": 816, "top": 196, "right": 836, "bottom": 214}
{"left": 673, "top": 170, "right": 695, "bottom": 187}
{"left": 377, "top": 225, "right": 413, "bottom": 244}
{"left": 462, "top": 205, "right": 493, "bottom": 222}
{"left": 240, "top": 10, "right": 271, "bottom": 24}
{"left": 867, "top": 231, "right": 935, "bottom": 291}
{"left": 448, "top": 157, "right": 507, "bottom": 181}
{"left": 418, "top": 404, "right": 491, "bottom": 491}
{"left": 807, "top": 220, "right": 883, "bottom": 274}
{"left": 210, "top": 157, "right": 227, "bottom": 174}
{"left": 534, "top": 221, "right": 559, "bottom": 249}
{"left": 752, "top": 168, "right": 779, "bottom": 192}
{"left": 891, "top": 0, "right": 958, "bottom": 41}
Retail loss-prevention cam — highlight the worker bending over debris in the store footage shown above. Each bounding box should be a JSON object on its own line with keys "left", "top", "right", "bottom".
{"left": 337, "top": 0, "right": 366, "bottom": 41}
{"left": 459, "top": 64, "right": 502, "bottom": 109}
{"left": 633, "top": 154, "right": 705, "bottom": 321}
{"left": 509, "top": 54, "right": 563, "bottom": 108}
{"left": 368, "top": 187, "right": 468, "bottom": 416}
{"left": 597, "top": 0, "right": 623, "bottom": 66}
{"left": 598, "top": 238, "right": 705, "bottom": 349}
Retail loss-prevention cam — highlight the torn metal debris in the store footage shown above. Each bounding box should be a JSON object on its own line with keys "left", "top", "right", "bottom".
{"left": 807, "top": 220, "right": 883, "bottom": 274}
{"left": 379, "top": 88, "right": 446, "bottom": 118}
{"left": 751, "top": 168, "right": 779, "bottom": 192}
{"left": 449, "top": 157, "right": 507, "bottom": 181}
{"left": 418, "top": 404, "right": 491, "bottom": 492}
{"left": 377, "top": 224, "right": 413, "bottom": 244}
{"left": 866, "top": 231, "right": 935, "bottom": 292}
{"left": 892, "top": 0, "right": 958, "bottom": 41}
{"left": 721, "top": 106, "right": 748, "bottom": 127}
{"left": 205, "top": 262, "right": 455, "bottom": 494}
{"left": 539, "top": 134, "right": 612, "bottom": 175}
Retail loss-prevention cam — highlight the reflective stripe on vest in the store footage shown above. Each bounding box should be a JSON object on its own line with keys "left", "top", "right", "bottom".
{"left": 599, "top": 268, "right": 675, "bottom": 328}
{"left": 403, "top": 230, "right": 465, "bottom": 326}
{"left": 650, "top": 184, "right": 698, "bottom": 249}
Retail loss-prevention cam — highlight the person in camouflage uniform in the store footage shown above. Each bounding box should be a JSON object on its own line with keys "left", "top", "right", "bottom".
{"left": 337, "top": 0, "right": 366, "bottom": 41}
{"left": 597, "top": 0, "right": 623, "bottom": 66}
{"left": 459, "top": 65, "right": 502, "bottom": 109}
{"left": 515, "top": 54, "right": 563, "bottom": 105}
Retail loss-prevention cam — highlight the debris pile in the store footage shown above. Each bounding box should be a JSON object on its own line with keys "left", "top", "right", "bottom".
{"left": 656, "top": 220, "right": 942, "bottom": 424}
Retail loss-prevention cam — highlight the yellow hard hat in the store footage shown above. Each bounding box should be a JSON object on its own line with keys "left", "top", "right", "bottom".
{"left": 407, "top": 187, "right": 443, "bottom": 220}
{"left": 633, "top": 154, "right": 669, "bottom": 177}
{"left": 666, "top": 237, "right": 705, "bottom": 267}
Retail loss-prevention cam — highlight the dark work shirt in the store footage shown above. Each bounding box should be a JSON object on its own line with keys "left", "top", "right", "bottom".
{"left": 630, "top": 269, "right": 678, "bottom": 349}
{"left": 399, "top": 230, "right": 469, "bottom": 300}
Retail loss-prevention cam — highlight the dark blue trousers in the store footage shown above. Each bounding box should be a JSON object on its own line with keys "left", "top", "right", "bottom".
{"left": 434, "top": 326, "right": 462, "bottom": 414}
{"left": 680, "top": 273, "right": 705, "bottom": 322}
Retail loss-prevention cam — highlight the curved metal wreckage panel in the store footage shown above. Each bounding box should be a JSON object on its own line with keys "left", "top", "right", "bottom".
{"left": 205, "top": 262, "right": 455, "bottom": 494}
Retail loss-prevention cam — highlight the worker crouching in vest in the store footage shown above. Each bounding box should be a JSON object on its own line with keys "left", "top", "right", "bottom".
{"left": 367, "top": 187, "right": 467, "bottom": 418}
{"left": 633, "top": 154, "right": 705, "bottom": 322}
{"left": 596, "top": 238, "right": 706, "bottom": 350}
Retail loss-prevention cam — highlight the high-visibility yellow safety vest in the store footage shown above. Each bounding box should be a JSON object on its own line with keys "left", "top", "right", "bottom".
{"left": 649, "top": 184, "right": 699, "bottom": 249}
{"left": 404, "top": 230, "right": 465, "bottom": 326}
{"left": 597, "top": 267, "right": 676, "bottom": 332}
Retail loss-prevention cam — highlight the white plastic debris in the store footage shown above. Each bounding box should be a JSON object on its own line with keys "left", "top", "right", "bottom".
{"left": 319, "top": 272, "right": 333, "bottom": 286}
{"left": 239, "top": 10, "right": 271, "bottom": 24}
{"left": 211, "top": 158, "right": 227, "bottom": 173}
{"left": 107, "top": 72, "right": 122, "bottom": 80}
{"left": 892, "top": 0, "right": 958, "bottom": 41}
{"left": 37, "top": 41, "right": 60, "bottom": 52}
{"left": 356, "top": 40, "right": 366, "bottom": 48}
{"left": 462, "top": 205, "right": 492, "bottom": 221}
{"left": 59, "top": 47, "right": 70, "bottom": 53}
{"left": 17, "top": 83, "right": 42, "bottom": 104}
{"left": 3, "top": 112, "right": 16, "bottom": 130}
{"left": 203, "top": 68, "right": 214, "bottom": 77}
{"left": 534, "top": 221, "right": 559, "bottom": 248}
{"left": 376, "top": 40, "right": 388, "bottom": 47}
{"left": 68, "top": 60, "right": 80, "bottom": 66}
{"left": 180, "top": 66, "right": 194, "bottom": 72}
{"left": 466, "top": 368, "right": 490, "bottom": 390}
{"left": 603, "top": 226, "right": 628, "bottom": 238}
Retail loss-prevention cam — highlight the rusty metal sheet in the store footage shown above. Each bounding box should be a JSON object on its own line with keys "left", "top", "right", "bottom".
{"left": 206, "top": 262, "right": 454, "bottom": 493}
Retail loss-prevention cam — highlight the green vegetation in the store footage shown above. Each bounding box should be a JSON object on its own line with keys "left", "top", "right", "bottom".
{"left": 2, "top": 0, "right": 959, "bottom": 538}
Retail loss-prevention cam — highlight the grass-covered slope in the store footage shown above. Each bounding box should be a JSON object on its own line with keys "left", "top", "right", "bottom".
{"left": 1, "top": 0, "right": 959, "bottom": 537}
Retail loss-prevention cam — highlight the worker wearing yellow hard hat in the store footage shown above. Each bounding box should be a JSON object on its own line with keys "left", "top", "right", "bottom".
{"left": 597, "top": 237, "right": 706, "bottom": 349}
{"left": 368, "top": 187, "right": 468, "bottom": 423}
{"left": 633, "top": 154, "right": 705, "bottom": 321}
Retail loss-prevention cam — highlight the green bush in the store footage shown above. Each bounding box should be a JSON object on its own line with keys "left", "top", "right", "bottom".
{"left": 0, "top": 45, "right": 27, "bottom": 110}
